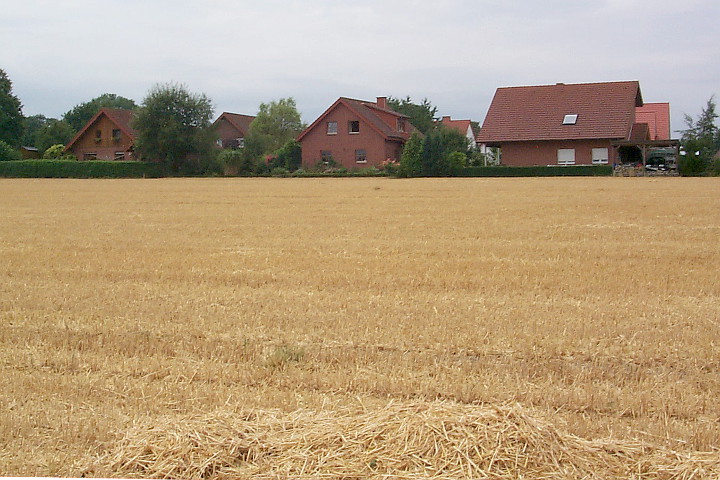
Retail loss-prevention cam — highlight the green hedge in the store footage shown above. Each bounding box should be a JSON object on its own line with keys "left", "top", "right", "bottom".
{"left": 458, "top": 165, "right": 613, "bottom": 177}
{"left": 0, "top": 160, "right": 167, "bottom": 178}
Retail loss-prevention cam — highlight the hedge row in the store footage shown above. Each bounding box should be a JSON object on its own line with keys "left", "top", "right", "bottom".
{"left": 0, "top": 160, "right": 167, "bottom": 178}
{"left": 0, "top": 161, "right": 614, "bottom": 179}
{"left": 458, "top": 165, "right": 613, "bottom": 177}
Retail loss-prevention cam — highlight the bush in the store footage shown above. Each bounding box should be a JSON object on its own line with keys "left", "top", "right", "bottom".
{"left": 270, "top": 167, "right": 290, "bottom": 176}
{"left": 0, "top": 160, "right": 166, "bottom": 178}
{"left": 0, "top": 140, "right": 21, "bottom": 162}
{"left": 42, "top": 144, "right": 76, "bottom": 160}
{"left": 217, "top": 148, "right": 256, "bottom": 176}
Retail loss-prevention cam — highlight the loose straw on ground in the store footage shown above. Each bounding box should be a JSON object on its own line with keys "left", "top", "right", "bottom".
{"left": 84, "top": 400, "right": 720, "bottom": 479}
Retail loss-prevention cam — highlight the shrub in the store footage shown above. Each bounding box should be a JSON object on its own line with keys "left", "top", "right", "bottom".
{"left": 42, "top": 144, "right": 76, "bottom": 160}
{"left": 0, "top": 140, "right": 21, "bottom": 162}
{"left": 270, "top": 167, "right": 290, "bottom": 176}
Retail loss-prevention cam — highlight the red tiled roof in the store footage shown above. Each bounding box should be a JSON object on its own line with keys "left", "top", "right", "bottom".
{"left": 214, "top": 112, "right": 255, "bottom": 135}
{"left": 65, "top": 108, "right": 136, "bottom": 151}
{"left": 477, "top": 81, "right": 643, "bottom": 143}
{"left": 297, "top": 97, "right": 414, "bottom": 142}
{"left": 439, "top": 116, "right": 473, "bottom": 137}
{"left": 635, "top": 102, "right": 670, "bottom": 140}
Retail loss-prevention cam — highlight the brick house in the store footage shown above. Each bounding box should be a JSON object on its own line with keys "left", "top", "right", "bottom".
{"left": 213, "top": 112, "right": 255, "bottom": 149}
{"left": 65, "top": 108, "right": 136, "bottom": 161}
{"left": 297, "top": 97, "right": 415, "bottom": 169}
{"left": 476, "top": 81, "right": 646, "bottom": 166}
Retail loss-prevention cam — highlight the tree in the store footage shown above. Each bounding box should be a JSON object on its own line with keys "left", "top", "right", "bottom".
{"left": 421, "top": 127, "right": 469, "bottom": 176}
{"left": 133, "top": 83, "right": 215, "bottom": 173}
{"left": 63, "top": 93, "right": 137, "bottom": 132}
{"left": 398, "top": 132, "right": 423, "bottom": 177}
{"left": 34, "top": 119, "right": 75, "bottom": 155}
{"left": 21, "top": 114, "right": 51, "bottom": 147}
{"left": 679, "top": 96, "right": 720, "bottom": 176}
{"left": 0, "top": 69, "right": 24, "bottom": 146}
{"left": 0, "top": 140, "right": 21, "bottom": 161}
{"left": 247, "top": 97, "right": 305, "bottom": 155}
{"left": 387, "top": 96, "right": 438, "bottom": 134}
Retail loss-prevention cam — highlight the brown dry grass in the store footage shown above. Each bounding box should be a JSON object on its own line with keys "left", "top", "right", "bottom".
{"left": 0, "top": 177, "right": 719, "bottom": 478}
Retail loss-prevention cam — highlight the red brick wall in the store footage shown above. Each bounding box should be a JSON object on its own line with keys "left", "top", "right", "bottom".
{"left": 69, "top": 115, "right": 134, "bottom": 161}
{"left": 300, "top": 103, "right": 395, "bottom": 169}
{"left": 499, "top": 139, "right": 618, "bottom": 166}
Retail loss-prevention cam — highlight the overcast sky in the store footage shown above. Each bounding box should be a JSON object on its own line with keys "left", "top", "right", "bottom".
{"left": 2, "top": 0, "right": 718, "bottom": 134}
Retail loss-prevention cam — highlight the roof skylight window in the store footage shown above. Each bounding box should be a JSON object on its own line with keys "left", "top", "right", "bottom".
{"left": 563, "top": 114, "right": 578, "bottom": 125}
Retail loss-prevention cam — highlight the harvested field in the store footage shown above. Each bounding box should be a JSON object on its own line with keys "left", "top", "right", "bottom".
{"left": 1, "top": 177, "right": 719, "bottom": 478}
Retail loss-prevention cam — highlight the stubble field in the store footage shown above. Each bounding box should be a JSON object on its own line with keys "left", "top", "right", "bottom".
{"left": 0, "top": 177, "right": 719, "bottom": 478}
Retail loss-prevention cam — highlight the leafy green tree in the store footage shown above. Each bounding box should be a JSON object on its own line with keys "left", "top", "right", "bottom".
{"left": 133, "top": 83, "right": 215, "bottom": 173}
{"left": 0, "top": 140, "right": 21, "bottom": 161}
{"left": 0, "top": 69, "right": 24, "bottom": 146}
{"left": 63, "top": 93, "right": 137, "bottom": 132}
{"left": 247, "top": 97, "right": 305, "bottom": 155}
{"left": 34, "top": 119, "right": 75, "bottom": 155}
{"left": 387, "top": 96, "right": 437, "bottom": 134}
{"left": 421, "top": 127, "right": 469, "bottom": 176}
{"left": 679, "top": 96, "right": 719, "bottom": 176}
{"left": 21, "top": 114, "right": 51, "bottom": 147}
{"left": 398, "top": 132, "right": 423, "bottom": 177}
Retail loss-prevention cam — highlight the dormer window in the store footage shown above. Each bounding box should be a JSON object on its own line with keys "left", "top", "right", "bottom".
{"left": 397, "top": 118, "right": 406, "bottom": 132}
{"left": 562, "top": 114, "right": 578, "bottom": 125}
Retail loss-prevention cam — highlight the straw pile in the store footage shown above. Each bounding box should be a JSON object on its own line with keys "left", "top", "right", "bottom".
{"left": 86, "top": 400, "right": 720, "bottom": 479}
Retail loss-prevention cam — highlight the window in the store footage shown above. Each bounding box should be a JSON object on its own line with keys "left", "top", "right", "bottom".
{"left": 237, "top": 138, "right": 245, "bottom": 148}
{"left": 94, "top": 129, "right": 102, "bottom": 143}
{"left": 114, "top": 152, "right": 125, "bottom": 161}
{"left": 592, "top": 148, "right": 609, "bottom": 164}
{"left": 320, "top": 150, "right": 333, "bottom": 163}
{"left": 112, "top": 129, "right": 121, "bottom": 142}
{"left": 355, "top": 149, "right": 367, "bottom": 163}
{"left": 557, "top": 148, "right": 575, "bottom": 165}
{"left": 83, "top": 153, "right": 97, "bottom": 160}
{"left": 562, "top": 114, "right": 578, "bottom": 125}
{"left": 397, "top": 118, "right": 406, "bottom": 132}
{"left": 327, "top": 121, "right": 337, "bottom": 135}
{"left": 216, "top": 138, "right": 223, "bottom": 147}
{"left": 348, "top": 120, "right": 360, "bottom": 134}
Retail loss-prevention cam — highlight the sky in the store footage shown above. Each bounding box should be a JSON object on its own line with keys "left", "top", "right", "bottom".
{"left": 1, "top": 0, "right": 718, "bottom": 134}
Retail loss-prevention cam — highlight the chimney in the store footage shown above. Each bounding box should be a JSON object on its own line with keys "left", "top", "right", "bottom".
{"left": 376, "top": 96, "right": 387, "bottom": 109}
{"left": 442, "top": 115, "right": 451, "bottom": 122}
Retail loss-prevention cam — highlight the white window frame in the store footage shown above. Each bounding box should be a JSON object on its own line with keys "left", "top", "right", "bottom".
{"left": 557, "top": 148, "right": 575, "bottom": 165}
{"left": 326, "top": 121, "right": 337, "bottom": 135}
{"left": 348, "top": 120, "right": 360, "bottom": 134}
{"left": 355, "top": 149, "right": 367, "bottom": 163}
{"left": 562, "top": 114, "right": 578, "bottom": 125}
{"left": 592, "top": 148, "right": 609, "bottom": 164}
{"left": 114, "top": 152, "right": 125, "bottom": 161}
